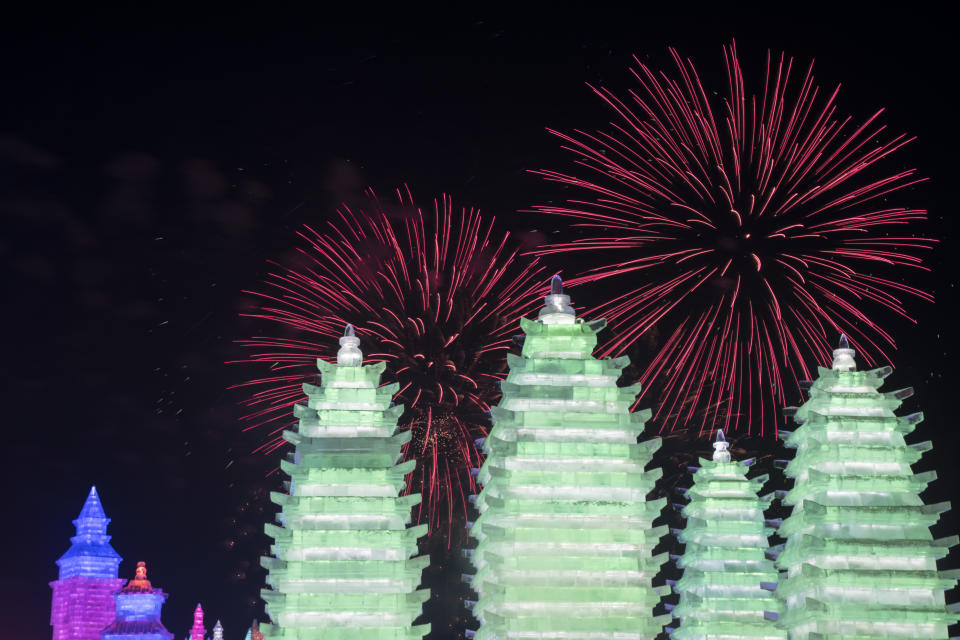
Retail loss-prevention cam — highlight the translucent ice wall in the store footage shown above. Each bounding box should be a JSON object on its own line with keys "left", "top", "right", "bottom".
{"left": 775, "top": 338, "right": 959, "bottom": 639}
{"left": 467, "top": 277, "right": 669, "bottom": 640}
{"left": 670, "top": 432, "right": 785, "bottom": 640}
{"left": 260, "top": 326, "right": 430, "bottom": 640}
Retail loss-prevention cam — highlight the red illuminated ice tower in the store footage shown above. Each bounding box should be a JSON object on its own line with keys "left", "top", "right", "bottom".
{"left": 50, "top": 487, "right": 126, "bottom": 640}
{"left": 100, "top": 562, "right": 174, "bottom": 640}
{"left": 189, "top": 605, "right": 206, "bottom": 640}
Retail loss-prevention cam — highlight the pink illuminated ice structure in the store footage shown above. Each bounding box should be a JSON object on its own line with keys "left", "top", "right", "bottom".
{"left": 189, "top": 604, "right": 206, "bottom": 640}
{"left": 100, "top": 562, "right": 174, "bottom": 640}
{"left": 50, "top": 487, "right": 126, "bottom": 640}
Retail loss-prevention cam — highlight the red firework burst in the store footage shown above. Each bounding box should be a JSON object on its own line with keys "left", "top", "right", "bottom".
{"left": 531, "top": 41, "right": 933, "bottom": 435}
{"left": 234, "top": 186, "right": 547, "bottom": 533}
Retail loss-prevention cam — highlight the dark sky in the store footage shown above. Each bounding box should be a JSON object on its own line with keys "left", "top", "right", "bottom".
{"left": 2, "top": 8, "right": 957, "bottom": 640}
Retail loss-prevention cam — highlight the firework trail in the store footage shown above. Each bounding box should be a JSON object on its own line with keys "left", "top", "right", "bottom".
{"left": 531, "top": 41, "right": 932, "bottom": 435}
{"left": 235, "top": 186, "right": 547, "bottom": 533}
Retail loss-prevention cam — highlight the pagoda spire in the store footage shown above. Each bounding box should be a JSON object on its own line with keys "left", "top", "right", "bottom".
{"left": 76, "top": 487, "right": 109, "bottom": 532}
{"left": 56, "top": 486, "right": 122, "bottom": 579}
{"left": 468, "top": 275, "right": 668, "bottom": 639}
{"left": 189, "top": 604, "right": 206, "bottom": 640}
{"left": 212, "top": 621, "right": 223, "bottom": 640}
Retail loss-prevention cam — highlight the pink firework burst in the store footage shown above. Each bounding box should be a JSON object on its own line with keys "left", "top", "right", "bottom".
{"left": 531, "top": 41, "right": 933, "bottom": 436}
{"left": 234, "top": 186, "right": 547, "bottom": 534}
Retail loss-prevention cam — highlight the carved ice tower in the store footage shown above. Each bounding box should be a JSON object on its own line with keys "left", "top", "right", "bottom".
{"left": 260, "top": 325, "right": 430, "bottom": 640}
{"left": 467, "top": 276, "right": 669, "bottom": 640}
{"left": 50, "top": 487, "right": 126, "bottom": 640}
{"left": 775, "top": 336, "right": 959, "bottom": 639}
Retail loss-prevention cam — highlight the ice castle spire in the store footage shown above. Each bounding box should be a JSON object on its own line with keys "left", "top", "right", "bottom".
{"left": 56, "top": 486, "right": 122, "bottom": 578}
{"left": 211, "top": 621, "right": 223, "bottom": 640}
{"left": 76, "top": 487, "right": 109, "bottom": 534}
{"left": 50, "top": 487, "right": 126, "bottom": 640}
{"left": 468, "top": 272, "right": 668, "bottom": 639}
{"left": 189, "top": 604, "right": 206, "bottom": 640}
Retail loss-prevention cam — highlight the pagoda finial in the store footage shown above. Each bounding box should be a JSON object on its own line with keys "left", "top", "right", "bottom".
{"left": 538, "top": 274, "right": 576, "bottom": 324}
{"left": 550, "top": 274, "right": 563, "bottom": 296}
{"left": 337, "top": 324, "right": 363, "bottom": 366}
{"left": 712, "top": 430, "right": 731, "bottom": 462}
{"left": 123, "top": 561, "right": 153, "bottom": 593}
{"left": 832, "top": 333, "right": 856, "bottom": 371}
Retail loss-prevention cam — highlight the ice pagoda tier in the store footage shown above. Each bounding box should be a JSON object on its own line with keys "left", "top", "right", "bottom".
{"left": 670, "top": 432, "right": 785, "bottom": 640}
{"left": 467, "top": 276, "right": 669, "bottom": 640}
{"left": 260, "top": 325, "right": 430, "bottom": 640}
{"left": 50, "top": 487, "right": 127, "bottom": 640}
{"left": 775, "top": 336, "right": 959, "bottom": 639}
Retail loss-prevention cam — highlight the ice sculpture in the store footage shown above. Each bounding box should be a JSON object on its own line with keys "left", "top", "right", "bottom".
{"left": 775, "top": 335, "right": 959, "bottom": 639}
{"left": 100, "top": 562, "right": 174, "bottom": 640}
{"left": 467, "top": 275, "right": 669, "bottom": 640}
{"left": 670, "top": 431, "right": 785, "bottom": 640}
{"left": 211, "top": 621, "right": 223, "bottom": 640}
{"left": 51, "top": 487, "right": 127, "bottom": 640}
{"left": 189, "top": 604, "right": 206, "bottom": 640}
{"left": 260, "top": 324, "right": 430, "bottom": 640}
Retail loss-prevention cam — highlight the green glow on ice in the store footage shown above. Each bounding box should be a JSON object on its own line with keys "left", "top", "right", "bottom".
{"left": 775, "top": 340, "right": 959, "bottom": 639}
{"left": 670, "top": 433, "right": 785, "bottom": 640}
{"left": 468, "top": 278, "right": 669, "bottom": 640}
{"left": 261, "top": 327, "right": 429, "bottom": 640}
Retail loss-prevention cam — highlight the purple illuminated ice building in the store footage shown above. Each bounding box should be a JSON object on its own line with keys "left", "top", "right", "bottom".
{"left": 50, "top": 487, "right": 126, "bottom": 640}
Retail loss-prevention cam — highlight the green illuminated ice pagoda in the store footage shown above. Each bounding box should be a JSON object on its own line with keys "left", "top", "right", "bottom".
{"left": 260, "top": 325, "right": 430, "bottom": 640}
{"left": 467, "top": 275, "right": 669, "bottom": 640}
{"left": 670, "top": 431, "right": 785, "bottom": 640}
{"left": 775, "top": 335, "right": 959, "bottom": 639}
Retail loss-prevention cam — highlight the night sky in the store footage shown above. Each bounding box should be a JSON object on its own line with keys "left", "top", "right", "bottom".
{"left": 2, "top": 8, "right": 957, "bottom": 640}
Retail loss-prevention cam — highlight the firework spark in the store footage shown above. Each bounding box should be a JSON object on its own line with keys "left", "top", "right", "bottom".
{"left": 234, "top": 186, "right": 547, "bottom": 533}
{"left": 531, "top": 41, "right": 932, "bottom": 435}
